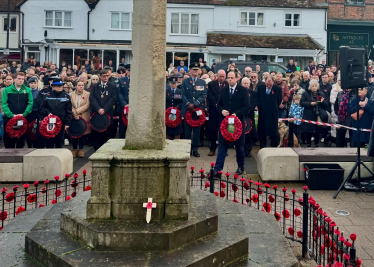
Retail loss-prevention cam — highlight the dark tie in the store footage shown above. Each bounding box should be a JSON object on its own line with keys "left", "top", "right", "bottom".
{"left": 230, "top": 88, "right": 234, "bottom": 99}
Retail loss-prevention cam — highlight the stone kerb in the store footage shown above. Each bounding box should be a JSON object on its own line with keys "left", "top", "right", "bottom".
{"left": 257, "top": 148, "right": 299, "bottom": 181}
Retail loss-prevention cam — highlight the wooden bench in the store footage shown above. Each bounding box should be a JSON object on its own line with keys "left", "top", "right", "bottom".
{"left": 0, "top": 149, "right": 73, "bottom": 182}
{"left": 257, "top": 148, "right": 373, "bottom": 182}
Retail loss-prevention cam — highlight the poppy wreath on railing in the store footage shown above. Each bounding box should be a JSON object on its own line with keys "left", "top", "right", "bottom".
{"left": 185, "top": 108, "right": 206, "bottom": 128}
{"left": 5, "top": 116, "right": 28, "bottom": 138}
{"left": 26, "top": 120, "right": 37, "bottom": 141}
{"left": 122, "top": 106, "right": 129, "bottom": 126}
{"left": 220, "top": 115, "right": 243, "bottom": 142}
{"left": 165, "top": 107, "right": 182, "bottom": 128}
{"left": 39, "top": 115, "right": 62, "bottom": 138}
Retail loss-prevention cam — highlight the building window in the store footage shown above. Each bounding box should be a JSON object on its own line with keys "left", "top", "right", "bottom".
{"left": 240, "top": 12, "right": 264, "bottom": 26}
{"left": 346, "top": 0, "right": 364, "bottom": 4}
{"left": 45, "top": 11, "right": 72, "bottom": 27}
{"left": 285, "top": 13, "right": 300, "bottom": 27}
{"left": 171, "top": 13, "right": 199, "bottom": 35}
{"left": 111, "top": 12, "right": 132, "bottom": 30}
{"left": 3, "top": 17, "right": 17, "bottom": 32}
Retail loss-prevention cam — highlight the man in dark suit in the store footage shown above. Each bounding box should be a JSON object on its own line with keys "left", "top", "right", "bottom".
{"left": 181, "top": 62, "right": 207, "bottom": 157}
{"left": 89, "top": 69, "right": 118, "bottom": 150}
{"left": 207, "top": 69, "right": 227, "bottom": 156}
{"left": 213, "top": 71, "right": 250, "bottom": 175}
{"left": 117, "top": 64, "right": 131, "bottom": 138}
{"left": 257, "top": 76, "right": 282, "bottom": 148}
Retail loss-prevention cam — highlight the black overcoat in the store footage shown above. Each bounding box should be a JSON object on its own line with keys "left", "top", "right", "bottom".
{"left": 246, "top": 88, "right": 258, "bottom": 137}
{"left": 257, "top": 84, "right": 282, "bottom": 137}
{"left": 300, "top": 90, "right": 328, "bottom": 133}
{"left": 207, "top": 80, "right": 227, "bottom": 131}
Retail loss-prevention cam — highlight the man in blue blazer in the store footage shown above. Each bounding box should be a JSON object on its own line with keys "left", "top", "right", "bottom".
{"left": 181, "top": 63, "right": 207, "bottom": 157}
{"left": 117, "top": 64, "right": 130, "bottom": 138}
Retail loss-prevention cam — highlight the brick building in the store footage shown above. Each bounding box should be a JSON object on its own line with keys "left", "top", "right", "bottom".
{"left": 322, "top": 0, "right": 374, "bottom": 65}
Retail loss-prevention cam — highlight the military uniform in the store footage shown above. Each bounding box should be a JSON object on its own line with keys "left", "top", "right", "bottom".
{"left": 166, "top": 77, "right": 183, "bottom": 138}
{"left": 117, "top": 64, "right": 131, "bottom": 139}
{"left": 181, "top": 63, "right": 207, "bottom": 157}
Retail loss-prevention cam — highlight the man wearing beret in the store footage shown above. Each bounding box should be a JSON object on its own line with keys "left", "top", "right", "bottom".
{"left": 181, "top": 62, "right": 207, "bottom": 157}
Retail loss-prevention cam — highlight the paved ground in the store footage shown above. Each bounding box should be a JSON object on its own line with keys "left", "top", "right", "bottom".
{"left": 1, "top": 140, "right": 374, "bottom": 266}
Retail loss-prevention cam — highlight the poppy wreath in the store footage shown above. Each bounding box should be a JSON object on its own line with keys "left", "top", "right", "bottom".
{"left": 5, "top": 116, "right": 28, "bottom": 138}
{"left": 165, "top": 107, "right": 182, "bottom": 128}
{"left": 26, "top": 120, "right": 37, "bottom": 141}
{"left": 220, "top": 115, "right": 243, "bottom": 142}
{"left": 185, "top": 108, "right": 206, "bottom": 128}
{"left": 89, "top": 113, "right": 111, "bottom": 133}
{"left": 122, "top": 106, "right": 129, "bottom": 126}
{"left": 39, "top": 115, "right": 62, "bottom": 138}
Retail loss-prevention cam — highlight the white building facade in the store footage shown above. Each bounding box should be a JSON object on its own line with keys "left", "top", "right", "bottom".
{"left": 19, "top": 0, "right": 328, "bottom": 69}
{"left": 0, "top": 7, "right": 21, "bottom": 62}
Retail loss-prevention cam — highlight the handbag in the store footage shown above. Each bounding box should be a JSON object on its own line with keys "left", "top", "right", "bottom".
{"left": 351, "top": 109, "right": 364, "bottom": 121}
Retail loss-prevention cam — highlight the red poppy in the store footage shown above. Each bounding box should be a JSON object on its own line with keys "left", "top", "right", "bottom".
{"left": 65, "top": 173, "right": 69, "bottom": 179}
{"left": 44, "top": 180, "right": 49, "bottom": 184}
{"left": 83, "top": 169, "right": 87, "bottom": 175}
{"left": 54, "top": 189, "right": 62, "bottom": 197}
{"left": 54, "top": 175, "right": 60, "bottom": 181}
{"left": 190, "top": 166, "right": 195, "bottom": 171}
{"left": 271, "top": 91, "right": 274, "bottom": 95}
{"left": 232, "top": 184, "right": 238, "bottom": 192}
{"left": 318, "top": 96, "right": 322, "bottom": 100}
{"left": 291, "top": 189, "right": 296, "bottom": 194}
{"left": 272, "top": 185, "right": 278, "bottom": 190}
{"left": 41, "top": 187, "right": 47, "bottom": 194}
{"left": 38, "top": 204, "right": 45, "bottom": 208}
{"left": 255, "top": 182, "right": 262, "bottom": 186}
{"left": 205, "top": 182, "right": 210, "bottom": 188}
{"left": 71, "top": 192, "right": 77, "bottom": 198}
{"left": 23, "top": 184, "right": 29, "bottom": 189}
{"left": 233, "top": 199, "right": 238, "bottom": 203}
{"left": 0, "top": 211, "right": 7, "bottom": 221}
{"left": 214, "top": 191, "right": 219, "bottom": 196}
{"left": 27, "top": 194, "right": 37, "bottom": 203}
{"left": 243, "top": 182, "right": 250, "bottom": 190}
{"left": 240, "top": 178, "right": 246, "bottom": 182}
{"left": 199, "top": 169, "right": 204, "bottom": 173}
{"left": 233, "top": 173, "right": 239, "bottom": 179}
{"left": 51, "top": 199, "right": 57, "bottom": 204}
{"left": 71, "top": 180, "right": 78, "bottom": 188}
{"left": 1, "top": 187, "right": 7, "bottom": 193}
{"left": 5, "top": 192, "right": 15, "bottom": 202}
{"left": 218, "top": 171, "right": 223, "bottom": 175}
{"left": 282, "top": 187, "right": 287, "bottom": 192}
{"left": 66, "top": 196, "right": 71, "bottom": 201}
{"left": 297, "top": 231, "right": 303, "bottom": 238}
{"left": 302, "top": 185, "right": 308, "bottom": 191}
{"left": 356, "top": 259, "right": 362, "bottom": 266}
{"left": 350, "top": 233, "right": 357, "bottom": 242}
{"left": 225, "top": 172, "right": 230, "bottom": 177}
{"left": 257, "top": 187, "right": 263, "bottom": 195}
{"left": 220, "top": 190, "right": 225, "bottom": 198}
{"left": 251, "top": 194, "right": 259, "bottom": 203}
{"left": 246, "top": 198, "right": 250, "bottom": 203}
{"left": 210, "top": 162, "right": 215, "bottom": 167}
{"left": 285, "top": 194, "right": 290, "bottom": 201}
{"left": 16, "top": 206, "right": 25, "bottom": 215}
{"left": 344, "top": 240, "right": 352, "bottom": 247}
{"left": 33, "top": 181, "right": 39, "bottom": 187}
{"left": 12, "top": 185, "right": 19, "bottom": 190}
{"left": 82, "top": 96, "right": 85, "bottom": 99}
{"left": 274, "top": 212, "right": 281, "bottom": 221}
{"left": 220, "top": 182, "right": 226, "bottom": 189}
{"left": 294, "top": 208, "right": 301, "bottom": 216}
{"left": 288, "top": 227, "right": 294, "bottom": 235}
{"left": 298, "top": 198, "right": 303, "bottom": 206}
{"left": 264, "top": 183, "right": 270, "bottom": 188}
{"left": 263, "top": 203, "right": 271, "bottom": 213}
{"left": 84, "top": 186, "right": 92, "bottom": 191}
{"left": 282, "top": 209, "right": 290, "bottom": 218}
{"left": 268, "top": 195, "right": 275, "bottom": 203}
{"left": 248, "top": 179, "right": 253, "bottom": 184}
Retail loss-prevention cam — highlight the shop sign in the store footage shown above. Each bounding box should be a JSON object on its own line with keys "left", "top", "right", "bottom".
{"left": 329, "top": 32, "right": 369, "bottom": 51}
{"left": 208, "top": 46, "right": 244, "bottom": 54}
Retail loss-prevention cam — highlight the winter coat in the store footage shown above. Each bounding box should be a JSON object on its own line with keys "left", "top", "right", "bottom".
{"left": 300, "top": 90, "right": 328, "bottom": 133}
{"left": 70, "top": 90, "right": 91, "bottom": 135}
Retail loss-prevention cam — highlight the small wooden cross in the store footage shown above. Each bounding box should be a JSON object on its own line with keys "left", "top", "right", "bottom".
{"left": 143, "top": 198, "right": 157, "bottom": 223}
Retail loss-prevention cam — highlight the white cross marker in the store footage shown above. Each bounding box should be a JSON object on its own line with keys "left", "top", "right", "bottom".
{"left": 143, "top": 198, "right": 157, "bottom": 223}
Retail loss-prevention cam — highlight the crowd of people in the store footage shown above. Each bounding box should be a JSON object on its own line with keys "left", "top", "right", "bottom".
{"left": 0, "top": 57, "right": 374, "bottom": 174}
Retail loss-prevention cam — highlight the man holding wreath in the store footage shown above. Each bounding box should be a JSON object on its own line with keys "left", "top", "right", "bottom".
{"left": 214, "top": 71, "right": 250, "bottom": 175}
{"left": 1, "top": 72, "right": 33, "bottom": 148}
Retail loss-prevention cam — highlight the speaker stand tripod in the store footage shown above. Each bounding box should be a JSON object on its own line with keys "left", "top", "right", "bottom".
{"left": 333, "top": 87, "right": 374, "bottom": 199}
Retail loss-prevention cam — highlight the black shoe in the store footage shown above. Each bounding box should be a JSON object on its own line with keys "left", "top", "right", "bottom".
{"left": 245, "top": 153, "right": 251, "bottom": 158}
{"left": 235, "top": 167, "right": 244, "bottom": 175}
{"left": 192, "top": 151, "right": 200, "bottom": 157}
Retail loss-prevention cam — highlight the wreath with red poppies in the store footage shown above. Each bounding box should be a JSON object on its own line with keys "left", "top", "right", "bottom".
{"left": 165, "top": 107, "right": 182, "bottom": 128}
{"left": 122, "top": 106, "right": 129, "bottom": 126}
{"left": 185, "top": 108, "right": 206, "bottom": 128}
{"left": 5, "top": 116, "right": 28, "bottom": 138}
{"left": 39, "top": 115, "right": 62, "bottom": 138}
{"left": 26, "top": 120, "right": 37, "bottom": 141}
{"left": 220, "top": 115, "right": 243, "bottom": 142}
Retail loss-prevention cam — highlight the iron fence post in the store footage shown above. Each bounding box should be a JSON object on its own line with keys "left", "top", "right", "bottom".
{"left": 1, "top": 190, "right": 5, "bottom": 229}
{"left": 288, "top": 119, "right": 294, "bottom": 147}
{"left": 302, "top": 191, "right": 309, "bottom": 258}
{"left": 209, "top": 166, "right": 214, "bottom": 194}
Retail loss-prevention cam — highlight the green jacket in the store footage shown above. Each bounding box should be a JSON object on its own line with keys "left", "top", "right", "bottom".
{"left": 1, "top": 83, "right": 33, "bottom": 118}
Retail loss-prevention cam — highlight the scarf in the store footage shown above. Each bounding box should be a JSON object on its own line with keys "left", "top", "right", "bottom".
{"left": 74, "top": 91, "right": 83, "bottom": 109}
{"left": 338, "top": 89, "right": 349, "bottom": 122}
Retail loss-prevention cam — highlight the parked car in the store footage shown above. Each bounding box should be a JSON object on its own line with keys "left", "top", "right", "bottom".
{"left": 214, "top": 61, "right": 287, "bottom": 76}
